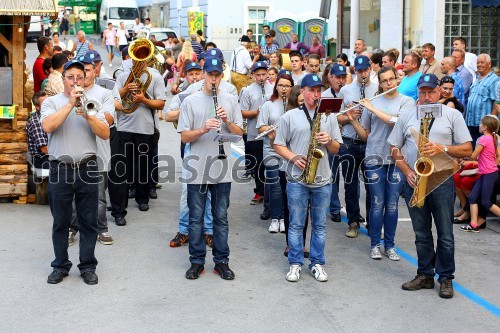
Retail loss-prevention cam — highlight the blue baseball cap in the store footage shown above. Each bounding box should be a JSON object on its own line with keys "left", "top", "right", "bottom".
{"left": 205, "top": 48, "right": 224, "bottom": 61}
{"left": 278, "top": 69, "right": 291, "bottom": 76}
{"left": 121, "top": 46, "right": 129, "bottom": 58}
{"left": 300, "top": 73, "right": 323, "bottom": 88}
{"left": 203, "top": 57, "right": 223, "bottom": 73}
{"left": 251, "top": 61, "right": 268, "bottom": 73}
{"left": 77, "top": 54, "right": 94, "bottom": 65}
{"left": 198, "top": 51, "right": 206, "bottom": 60}
{"left": 354, "top": 55, "right": 370, "bottom": 71}
{"left": 85, "top": 50, "right": 102, "bottom": 63}
{"left": 185, "top": 61, "right": 202, "bottom": 72}
{"left": 63, "top": 59, "right": 85, "bottom": 71}
{"left": 418, "top": 74, "right": 440, "bottom": 89}
{"left": 330, "top": 64, "right": 347, "bottom": 77}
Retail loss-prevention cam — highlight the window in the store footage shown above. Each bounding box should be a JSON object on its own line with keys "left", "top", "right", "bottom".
{"left": 109, "top": 7, "right": 139, "bottom": 20}
{"left": 341, "top": 0, "right": 381, "bottom": 50}
{"left": 444, "top": 0, "right": 499, "bottom": 65}
{"left": 248, "top": 8, "right": 267, "bottom": 44}
{"left": 403, "top": 0, "right": 424, "bottom": 54}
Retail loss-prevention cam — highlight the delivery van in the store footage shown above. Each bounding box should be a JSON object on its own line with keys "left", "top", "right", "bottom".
{"left": 99, "top": 0, "right": 139, "bottom": 37}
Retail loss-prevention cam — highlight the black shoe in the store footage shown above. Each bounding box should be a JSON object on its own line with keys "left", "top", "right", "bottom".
{"left": 115, "top": 217, "right": 126, "bottom": 226}
{"left": 479, "top": 222, "right": 487, "bottom": 229}
{"left": 139, "top": 203, "right": 149, "bottom": 211}
{"left": 439, "top": 278, "right": 454, "bottom": 299}
{"left": 214, "top": 263, "right": 235, "bottom": 280}
{"left": 128, "top": 188, "right": 136, "bottom": 198}
{"left": 185, "top": 264, "right": 205, "bottom": 279}
{"left": 453, "top": 217, "right": 471, "bottom": 224}
{"left": 260, "top": 207, "right": 270, "bottom": 220}
{"left": 81, "top": 271, "right": 98, "bottom": 285}
{"left": 47, "top": 270, "right": 68, "bottom": 284}
{"left": 106, "top": 206, "right": 112, "bottom": 211}
{"left": 330, "top": 212, "right": 341, "bottom": 223}
{"left": 149, "top": 188, "right": 158, "bottom": 199}
{"left": 358, "top": 216, "right": 366, "bottom": 223}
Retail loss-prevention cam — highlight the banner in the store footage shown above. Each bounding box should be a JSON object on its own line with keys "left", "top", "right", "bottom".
{"left": 187, "top": 11, "right": 203, "bottom": 35}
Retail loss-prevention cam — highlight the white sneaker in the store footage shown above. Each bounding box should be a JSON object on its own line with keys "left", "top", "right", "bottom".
{"left": 279, "top": 219, "right": 285, "bottom": 233}
{"left": 370, "top": 246, "right": 382, "bottom": 260}
{"left": 384, "top": 248, "right": 400, "bottom": 261}
{"left": 109, "top": 64, "right": 113, "bottom": 67}
{"left": 310, "top": 264, "right": 328, "bottom": 282}
{"left": 286, "top": 264, "right": 301, "bottom": 282}
{"left": 269, "top": 219, "right": 279, "bottom": 233}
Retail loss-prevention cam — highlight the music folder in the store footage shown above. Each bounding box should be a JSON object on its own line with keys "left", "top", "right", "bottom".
{"left": 317, "top": 97, "right": 343, "bottom": 114}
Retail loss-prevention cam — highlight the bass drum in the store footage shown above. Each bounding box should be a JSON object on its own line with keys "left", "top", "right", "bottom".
{"left": 279, "top": 48, "right": 292, "bottom": 71}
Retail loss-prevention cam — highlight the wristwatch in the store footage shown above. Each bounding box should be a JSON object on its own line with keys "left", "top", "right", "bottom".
{"left": 444, "top": 144, "right": 449, "bottom": 154}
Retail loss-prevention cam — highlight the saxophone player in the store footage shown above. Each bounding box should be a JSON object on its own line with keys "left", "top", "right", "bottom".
{"left": 112, "top": 46, "right": 166, "bottom": 224}
{"left": 274, "top": 74, "right": 342, "bottom": 283}
{"left": 388, "top": 74, "right": 472, "bottom": 299}
{"left": 177, "top": 58, "right": 243, "bottom": 280}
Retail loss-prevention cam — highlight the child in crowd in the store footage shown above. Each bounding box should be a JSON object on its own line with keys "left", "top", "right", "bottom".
{"left": 268, "top": 67, "right": 278, "bottom": 85}
{"left": 461, "top": 115, "right": 500, "bottom": 232}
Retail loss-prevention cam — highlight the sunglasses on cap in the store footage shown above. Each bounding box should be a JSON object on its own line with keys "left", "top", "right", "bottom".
{"left": 440, "top": 76, "right": 455, "bottom": 85}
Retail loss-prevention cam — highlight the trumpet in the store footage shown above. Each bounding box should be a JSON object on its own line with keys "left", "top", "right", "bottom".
{"left": 255, "top": 124, "right": 278, "bottom": 140}
{"left": 75, "top": 85, "right": 101, "bottom": 116}
{"left": 335, "top": 86, "right": 399, "bottom": 117}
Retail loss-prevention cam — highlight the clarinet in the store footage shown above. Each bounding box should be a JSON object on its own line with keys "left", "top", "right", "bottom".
{"left": 360, "top": 78, "right": 366, "bottom": 99}
{"left": 212, "top": 85, "right": 227, "bottom": 160}
{"left": 260, "top": 80, "right": 266, "bottom": 103}
{"left": 282, "top": 91, "right": 287, "bottom": 112}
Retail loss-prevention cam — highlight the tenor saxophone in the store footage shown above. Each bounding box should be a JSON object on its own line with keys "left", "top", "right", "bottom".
{"left": 410, "top": 112, "right": 435, "bottom": 208}
{"left": 302, "top": 99, "right": 324, "bottom": 184}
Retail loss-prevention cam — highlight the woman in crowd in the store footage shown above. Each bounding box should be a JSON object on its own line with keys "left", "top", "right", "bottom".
{"left": 336, "top": 53, "right": 353, "bottom": 84}
{"left": 52, "top": 32, "right": 66, "bottom": 50}
{"left": 269, "top": 52, "right": 283, "bottom": 71}
{"left": 176, "top": 40, "right": 197, "bottom": 77}
{"left": 267, "top": 67, "right": 278, "bottom": 86}
{"left": 439, "top": 76, "right": 464, "bottom": 114}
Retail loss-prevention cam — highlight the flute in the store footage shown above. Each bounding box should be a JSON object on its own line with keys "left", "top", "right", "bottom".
{"left": 336, "top": 86, "right": 399, "bottom": 117}
{"left": 255, "top": 124, "right": 278, "bottom": 140}
{"left": 211, "top": 85, "right": 227, "bottom": 160}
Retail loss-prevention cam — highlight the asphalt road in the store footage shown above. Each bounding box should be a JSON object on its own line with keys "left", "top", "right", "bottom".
{"left": 3, "top": 36, "right": 498, "bottom": 332}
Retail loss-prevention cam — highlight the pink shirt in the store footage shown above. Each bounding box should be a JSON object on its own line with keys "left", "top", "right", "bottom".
{"left": 104, "top": 29, "right": 117, "bottom": 46}
{"left": 477, "top": 134, "right": 498, "bottom": 174}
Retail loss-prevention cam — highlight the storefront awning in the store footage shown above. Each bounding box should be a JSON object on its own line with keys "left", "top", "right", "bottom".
{"left": 471, "top": 0, "right": 500, "bottom": 7}
{"left": 58, "top": 0, "right": 102, "bottom": 6}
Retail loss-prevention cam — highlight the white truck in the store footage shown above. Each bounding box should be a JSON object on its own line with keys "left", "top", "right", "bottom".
{"left": 99, "top": 0, "right": 139, "bottom": 39}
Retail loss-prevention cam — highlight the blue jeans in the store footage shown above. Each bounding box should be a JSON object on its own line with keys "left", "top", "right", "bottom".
{"left": 286, "top": 182, "right": 331, "bottom": 268}
{"left": 187, "top": 182, "right": 231, "bottom": 265}
{"left": 339, "top": 141, "right": 371, "bottom": 224}
{"left": 179, "top": 144, "right": 213, "bottom": 235}
{"left": 48, "top": 162, "right": 99, "bottom": 273}
{"left": 365, "top": 164, "right": 404, "bottom": 249}
{"left": 265, "top": 164, "right": 283, "bottom": 219}
{"left": 328, "top": 153, "right": 342, "bottom": 214}
{"left": 402, "top": 178, "right": 455, "bottom": 280}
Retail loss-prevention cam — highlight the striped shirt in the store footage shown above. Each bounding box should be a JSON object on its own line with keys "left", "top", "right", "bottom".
{"left": 75, "top": 40, "right": 90, "bottom": 58}
{"left": 465, "top": 71, "right": 499, "bottom": 126}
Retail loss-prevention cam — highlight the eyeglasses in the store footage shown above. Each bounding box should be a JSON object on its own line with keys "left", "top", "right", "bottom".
{"left": 277, "top": 84, "right": 292, "bottom": 89}
{"left": 440, "top": 77, "right": 455, "bottom": 85}
{"left": 65, "top": 75, "right": 84, "bottom": 81}
{"left": 380, "top": 77, "right": 396, "bottom": 85}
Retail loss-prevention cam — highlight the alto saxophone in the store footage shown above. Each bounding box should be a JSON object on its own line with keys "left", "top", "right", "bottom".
{"left": 302, "top": 99, "right": 324, "bottom": 184}
{"left": 410, "top": 112, "right": 435, "bottom": 208}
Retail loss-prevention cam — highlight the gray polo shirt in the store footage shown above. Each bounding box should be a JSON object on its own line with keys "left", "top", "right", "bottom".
{"left": 361, "top": 93, "right": 415, "bottom": 165}
{"left": 292, "top": 72, "right": 305, "bottom": 86}
{"left": 177, "top": 90, "right": 243, "bottom": 184}
{"left": 240, "top": 81, "right": 274, "bottom": 141}
{"left": 86, "top": 84, "right": 117, "bottom": 171}
{"left": 40, "top": 92, "right": 108, "bottom": 163}
{"left": 115, "top": 69, "right": 166, "bottom": 135}
{"left": 184, "top": 79, "right": 238, "bottom": 96}
{"left": 387, "top": 104, "right": 472, "bottom": 172}
{"left": 338, "top": 80, "right": 378, "bottom": 138}
{"left": 256, "top": 99, "right": 285, "bottom": 167}
{"left": 274, "top": 106, "right": 343, "bottom": 187}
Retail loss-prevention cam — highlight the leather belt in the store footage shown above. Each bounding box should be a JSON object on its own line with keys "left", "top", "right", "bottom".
{"left": 342, "top": 136, "right": 363, "bottom": 145}
{"left": 51, "top": 155, "right": 97, "bottom": 169}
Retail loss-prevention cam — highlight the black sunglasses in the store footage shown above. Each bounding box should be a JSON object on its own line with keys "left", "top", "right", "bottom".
{"left": 440, "top": 76, "right": 455, "bottom": 85}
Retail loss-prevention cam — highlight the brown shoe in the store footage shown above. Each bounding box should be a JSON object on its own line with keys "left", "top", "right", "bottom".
{"left": 439, "top": 278, "right": 454, "bottom": 299}
{"left": 402, "top": 274, "right": 435, "bottom": 291}
{"left": 205, "top": 234, "right": 214, "bottom": 248}
{"left": 170, "top": 232, "right": 189, "bottom": 247}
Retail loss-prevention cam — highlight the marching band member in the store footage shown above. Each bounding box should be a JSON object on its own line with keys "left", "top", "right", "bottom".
{"left": 41, "top": 60, "right": 110, "bottom": 285}
{"left": 274, "top": 74, "right": 342, "bottom": 283}
{"left": 178, "top": 58, "right": 243, "bottom": 280}
{"left": 347, "top": 66, "right": 415, "bottom": 260}
{"left": 337, "top": 55, "right": 377, "bottom": 238}
{"left": 240, "top": 62, "right": 274, "bottom": 206}
{"left": 257, "top": 72, "right": 294, "bottom": 233}
{"left": 388, "top": 74, "right": 472, "bottom": 299}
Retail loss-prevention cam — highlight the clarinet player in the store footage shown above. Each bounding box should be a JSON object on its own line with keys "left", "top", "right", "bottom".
{"left": 274, "top": 74, "right": 342, "bottom": 283}
{"left": 178, "top": 58, "right": 243, "bottom": 280}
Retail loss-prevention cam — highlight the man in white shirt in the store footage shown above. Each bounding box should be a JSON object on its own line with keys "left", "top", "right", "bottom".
{"left": 132, "top": 18, "right": 144, "bottom": 38}
{"left": 453, "top": 37, "right": 477, "bottom": 83}
{"left": 229, "top": 35, "right": 253, "bottom": 94}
